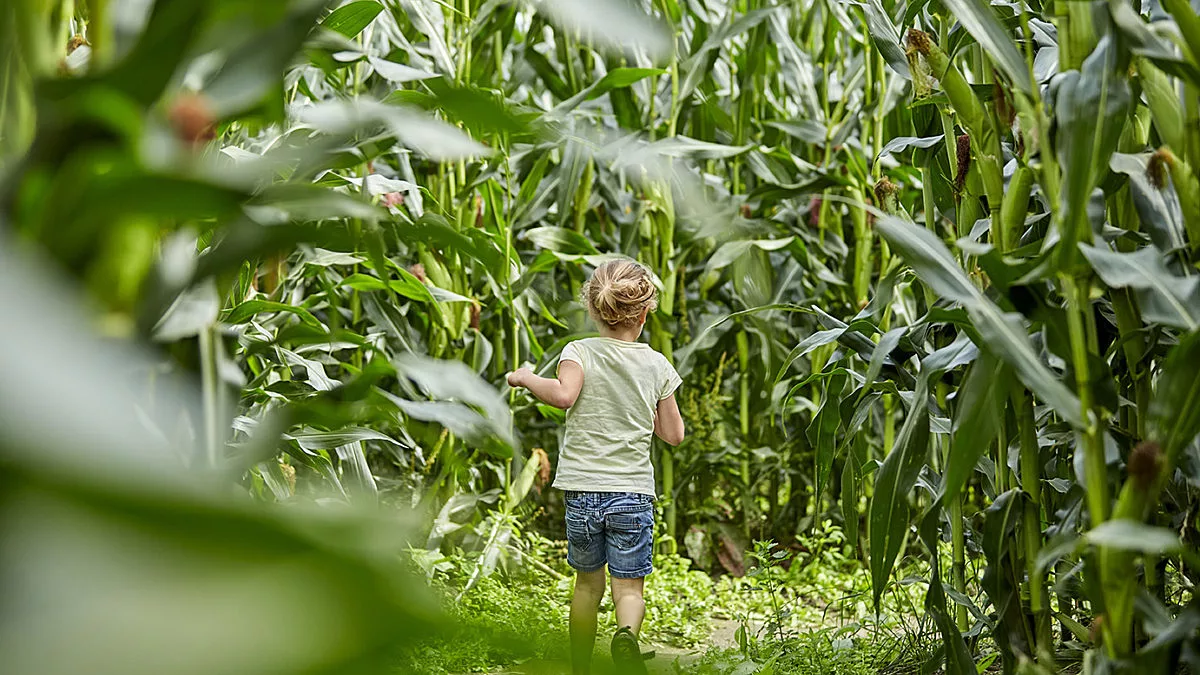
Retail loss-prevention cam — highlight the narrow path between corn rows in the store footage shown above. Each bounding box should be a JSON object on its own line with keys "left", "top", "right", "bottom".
{"left": 477, "top": 618, "right": 743, "bottom": 674}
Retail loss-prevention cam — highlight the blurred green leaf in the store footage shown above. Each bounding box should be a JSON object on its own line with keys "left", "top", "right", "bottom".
{"left": 204, "top": 0, "right": 331, "bottom": 118}
{"left": 530, "top": 0, "right": 671, "bottom": 61}
{"left": 1087, "top": 520, "right": 1185, "bottom": 555}
{"left": 523, "top": 226, "right": 600, "bottom": 255}
{"left": 295, "top": 99, "right": 491, "bottom": 160}
{"left": 225, "top": 299, "right": 326, "bottom": 329}
{"left": 394, "top": 354, "right": 514, "bottom": 447}
{"left": 286, "top": 426, "right": 403, "bottom": 450}
{"left": 321, "top": 1, "right": 383, "bottom": 37}
{"left": 426, "top": 80, "right": 535, "bottom": 136}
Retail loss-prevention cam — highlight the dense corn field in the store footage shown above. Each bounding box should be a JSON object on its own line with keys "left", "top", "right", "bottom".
{"left": 3, "top": 0, "right": 1200, "bottom": 673}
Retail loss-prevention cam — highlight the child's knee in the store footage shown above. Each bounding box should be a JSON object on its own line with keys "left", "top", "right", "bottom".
{"left": 609, "top": 576, "right": 645, "bottom": 601}
{"left": 574, "top": 569, "right": 607, "bottom": 598}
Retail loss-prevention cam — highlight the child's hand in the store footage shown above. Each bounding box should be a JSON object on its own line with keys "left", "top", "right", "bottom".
{"left": 506, "top": 367, "right": 533, "bottom": 388}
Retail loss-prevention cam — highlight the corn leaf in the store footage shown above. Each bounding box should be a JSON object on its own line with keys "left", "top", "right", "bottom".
{"left": 878, "top": 214, "right": 1085, "bottom": 428}
{"left": 1079, "top": 244, "right": 1200, "bottom": 330}
{"left": 938, "top": 0, "right": 1032, "bottom": 93}
{"left": 321, "top": 1, "right": 384, "bottom": 38}
{"left": 869, "top": 377, "right": 930, "bottom": 611}
{"left": 1149, "top": 332, "right": 1200, "bottom": 462}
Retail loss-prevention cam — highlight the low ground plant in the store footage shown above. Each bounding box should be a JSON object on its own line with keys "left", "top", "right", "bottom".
{"left": 711, "top": 525, "right": 929, "bottom": 632}
{"left": 689, "top": 627, "right": 935, "bottom": 675}
{"left": 405, "top": 538, "right": 719, "bottom": 673}
{"left": 690, "top": 531, "right": 949, "bottom": 675}
{"left": 401, "top": 573, "right": 571, "bottom": 674}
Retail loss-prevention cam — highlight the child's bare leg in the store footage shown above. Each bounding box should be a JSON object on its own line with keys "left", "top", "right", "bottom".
{"left": 569, "top": 568, "right": 606, "bottom": 675}
{"left": 610, "top": 576, "right": 646, "bottom": 635}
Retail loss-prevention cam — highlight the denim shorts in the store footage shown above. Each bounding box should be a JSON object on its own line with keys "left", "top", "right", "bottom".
{"left": 563, "top": 491, "right": 655, "bottom": 578}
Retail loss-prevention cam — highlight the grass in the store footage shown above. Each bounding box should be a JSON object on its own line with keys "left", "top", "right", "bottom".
{"left": 399, "top": 573, "right": 571, "bottom": 674}
{"left": 400, "top": 525, "right": 943, "bottom": 674}
{"left": 689, "top": 628, "right": 936, "bottom": 675}
{"left": 401, "top": 550, "right": 718, "bottom": 673}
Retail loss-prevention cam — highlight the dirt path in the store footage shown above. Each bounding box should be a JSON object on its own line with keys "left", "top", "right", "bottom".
{"left": 480, "top": 619, "right": 742, "bottom": 674}
{"left": 477, "top": 646, "right": 700, "bottom": 675}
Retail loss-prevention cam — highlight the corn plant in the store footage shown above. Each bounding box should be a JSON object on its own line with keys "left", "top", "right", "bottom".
{"left": 815, "top": 0, "right": 1200, "bottom": 671}
{"left": 6, "top": 0, "right": 1200, "bottom": 672}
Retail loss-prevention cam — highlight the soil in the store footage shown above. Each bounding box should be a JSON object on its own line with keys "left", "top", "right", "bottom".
{"left": 477, "top": 618, "right": 744, "bottom": 675}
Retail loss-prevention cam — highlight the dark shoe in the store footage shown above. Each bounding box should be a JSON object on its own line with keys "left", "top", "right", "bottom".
{"left": 610, "top": 627, "right": 648, "bottom": 675}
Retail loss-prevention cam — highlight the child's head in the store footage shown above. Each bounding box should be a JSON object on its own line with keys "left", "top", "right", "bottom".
{"left": 582, "top": 259, "right": 658, "bottom": 330}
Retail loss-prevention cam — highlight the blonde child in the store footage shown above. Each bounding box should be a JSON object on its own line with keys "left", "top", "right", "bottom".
{"left": 507, "top": 259, "right": 685, "bottom": 675}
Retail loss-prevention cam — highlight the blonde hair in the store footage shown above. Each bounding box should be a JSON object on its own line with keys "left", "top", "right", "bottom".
{"left": 582, "top": 259, "right": 658, "bottom": 328}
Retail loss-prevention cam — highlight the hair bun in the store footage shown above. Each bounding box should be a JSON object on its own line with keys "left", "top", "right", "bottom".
{"left": 582, "top": 259, "right": 658, "bottom": 328}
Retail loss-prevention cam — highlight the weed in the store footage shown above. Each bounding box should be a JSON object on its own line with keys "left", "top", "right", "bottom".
{"left": 688, "top": 628, "right": 923, "bottom": 675}
{"left": 399, "top": 573, "right": 570, "bottom": 674}
{"left": 403, "top": 544, "right": 720, "bottom": 672}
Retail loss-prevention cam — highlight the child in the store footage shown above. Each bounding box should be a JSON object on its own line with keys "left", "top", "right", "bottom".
{"left": 507, "top": 258, "right": 685, "bottom": 675}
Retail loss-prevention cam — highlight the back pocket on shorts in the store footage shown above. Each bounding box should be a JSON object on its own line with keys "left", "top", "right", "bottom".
{"left": 566, "top": 513, "right": 594, "bottom": 550}
{"left": 605, "top": 510, "right": 652, "bottom": 550}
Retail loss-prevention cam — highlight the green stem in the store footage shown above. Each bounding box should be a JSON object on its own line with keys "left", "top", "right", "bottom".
{"left": 939, "top": 382, "right": 968, "bottom": 632}
{"left": 572, "top": 158, "right": 593, "bottom": 233}
{"left": 1063, "top": 275, "right": 1108, "bottom": 525}
{"left": 738, "top": 329, "right": 752, "bottom": 538}
{"left": 1016, "top": 386, "right": 1052, "bottom": 664}
{"left": 950, "top": 492, "right": 967, "bottom": 631}
{"left": 499, "top": 142, "right": 519, "bottom": 401}
{"left": 996, "top": 412, "right": 1011, "bottom": 493}
{"left": 199, "top": 324, "right": 220, "bottom": 468}
{"left": 86, "top": 0, "right": 111, "bottom": 66}
{"left": 662, "top": 448, "right": 676, "bottom": 545}
{"left": 738, "top": 330, "right": 750, "bottom": 437}
{"left": 850, "top": 185, "right": 872, "bottom": 308}
{"left": 883, "top": 393, "right": 896, "bottom": 455}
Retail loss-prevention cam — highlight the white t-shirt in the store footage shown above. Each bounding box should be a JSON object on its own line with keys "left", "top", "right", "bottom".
{"left": 551, "top": 337, "right": 682, "bottom": 497}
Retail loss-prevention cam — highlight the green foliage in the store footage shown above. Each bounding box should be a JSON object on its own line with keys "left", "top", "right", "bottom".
{"left": 689, "top": 628, "right": 935, "bottom": 675}
{"left": 403, "top": 573, "right": 571, "bottom": 674}
{"left": 714, "top": 523, "right": 926, "bottom": 634}
{"left": 640, "top": 551, "right": 721, "bottom": 646}
{"left": 7, "top": 0, "right": 1200, "bottom": 673}
{"left": 404, "top": 547, "right": 719, "bottom": 673}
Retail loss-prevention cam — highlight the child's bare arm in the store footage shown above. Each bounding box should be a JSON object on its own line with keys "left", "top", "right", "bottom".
{"left": 507, "top": 362, "right": 584, "bottom": 409}
{"left": 654, "top": 394, "right": 685, "bottom": 446}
